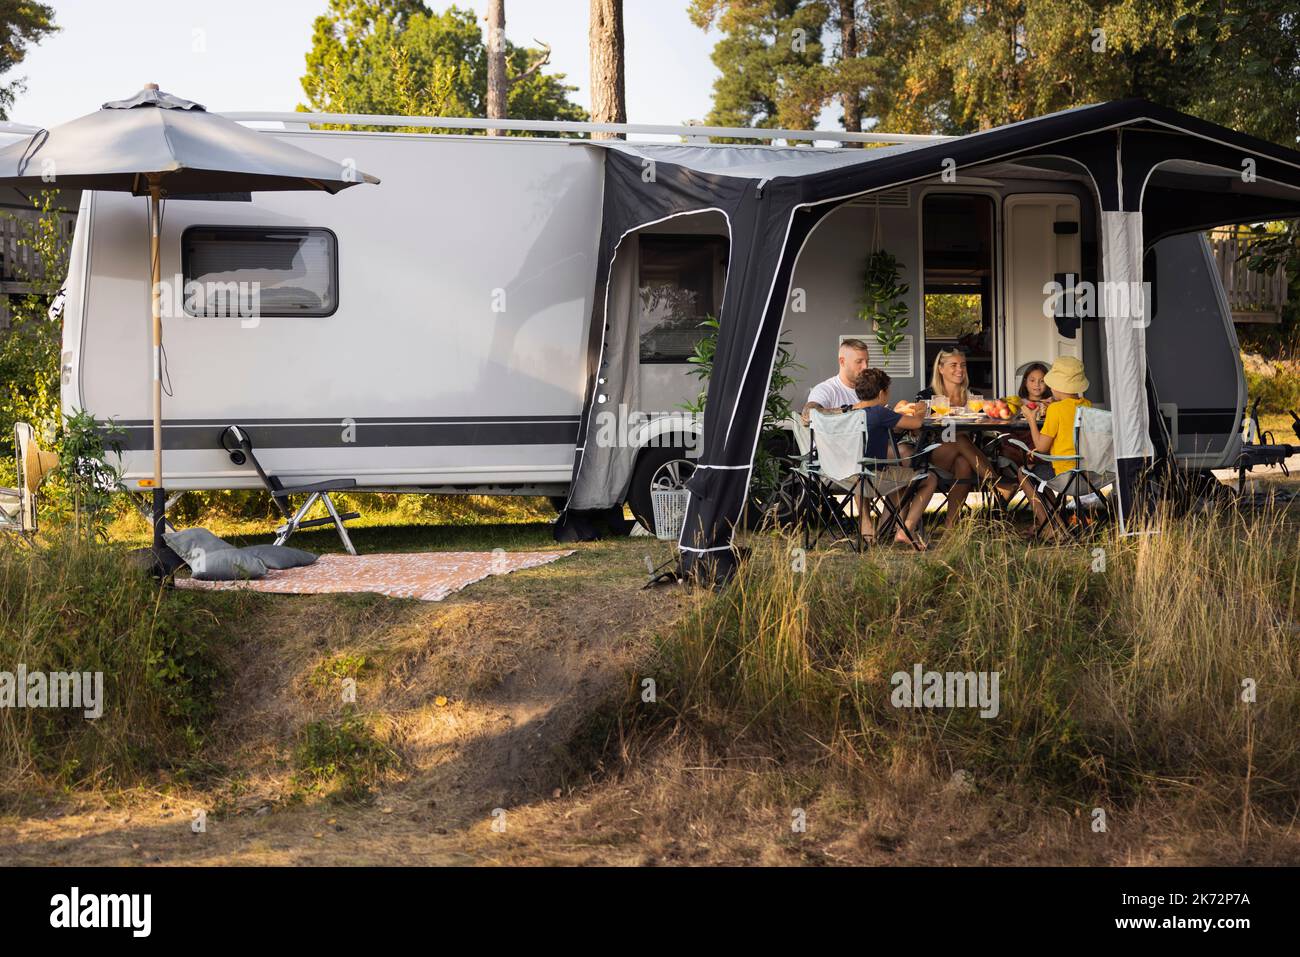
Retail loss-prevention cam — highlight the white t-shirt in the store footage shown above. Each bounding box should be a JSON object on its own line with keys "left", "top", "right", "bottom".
{"left": 807, "top": 375, "right": 859, "bottom": 411}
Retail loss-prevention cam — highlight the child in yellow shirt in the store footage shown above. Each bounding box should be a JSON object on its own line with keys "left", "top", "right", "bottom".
{"left": 1024, "top": 356, "right": 1092, "bottom": 476}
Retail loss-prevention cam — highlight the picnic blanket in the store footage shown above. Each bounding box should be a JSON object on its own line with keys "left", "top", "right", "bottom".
{"left": 175, "top": 550, "right": 573, "bottom": 602}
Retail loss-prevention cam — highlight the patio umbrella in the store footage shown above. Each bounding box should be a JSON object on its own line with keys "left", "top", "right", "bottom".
{"left": 0, "top": 84, "right": 378, "bottom": 563}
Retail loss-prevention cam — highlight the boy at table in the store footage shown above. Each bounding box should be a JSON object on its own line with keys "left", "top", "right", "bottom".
{"left": 852, "top": 368, "right": 938, "bottom": 550}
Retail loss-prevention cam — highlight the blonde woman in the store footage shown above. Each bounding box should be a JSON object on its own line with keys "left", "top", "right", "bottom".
{"left": 910, "top": 348, "right": 1013, "bottom": 526}
{"left": 917, "top": 347, "right": 971, "bottom": 409}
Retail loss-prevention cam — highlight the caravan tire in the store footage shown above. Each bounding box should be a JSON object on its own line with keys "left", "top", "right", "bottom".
{"left": 628, "top": 445, "right": 696, "bottom": 533}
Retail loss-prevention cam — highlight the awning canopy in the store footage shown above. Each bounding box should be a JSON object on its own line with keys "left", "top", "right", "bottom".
{"left": 559, "top": 99, "right": 1300, "bottom": 580}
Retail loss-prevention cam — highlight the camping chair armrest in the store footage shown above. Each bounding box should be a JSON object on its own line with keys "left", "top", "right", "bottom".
{"left": 271, "top": 478, "right": 358, "bottom": 498}
{"left": 860, "top": 440, "right": 940, "bottom": 468}
{"left": 873, "top": 443, "right": 942, "bottom": 468}
{"left": 1028, "top": 451, "right": 1082, "bottom": 463}
{"left": 883, "top": 444, "right": 946, "bottom": 468}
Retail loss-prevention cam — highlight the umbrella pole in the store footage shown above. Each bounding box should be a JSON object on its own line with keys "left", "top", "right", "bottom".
{"left": 149, "top": 179, "right": 167, "bottom": 563}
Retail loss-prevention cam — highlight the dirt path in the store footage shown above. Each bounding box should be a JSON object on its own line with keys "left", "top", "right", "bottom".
{"left": 0, "top": 539, "right": 690, "bottom": 865}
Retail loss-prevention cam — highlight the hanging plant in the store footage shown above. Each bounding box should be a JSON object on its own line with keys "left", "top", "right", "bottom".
{"left": 860, "top": 248, "right": 910, "bottom": 356}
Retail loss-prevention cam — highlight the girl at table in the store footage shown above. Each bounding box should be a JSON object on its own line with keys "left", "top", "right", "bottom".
{"left": 998, "top": 361, "right": 1054, "bottom": 470}
{"left": 1015, "top": 362, "right": 1053, "bottom": 407}
{"left": 911, "top": 348, "right": 1014, "bottom": 527}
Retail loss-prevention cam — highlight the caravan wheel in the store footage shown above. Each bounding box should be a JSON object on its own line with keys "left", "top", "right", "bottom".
{"left": 628, "top": 446, "right": 696, "bottom": 532}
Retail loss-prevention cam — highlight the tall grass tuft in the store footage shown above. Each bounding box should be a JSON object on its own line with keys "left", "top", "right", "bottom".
{"left": 659, "top": 506, "right": 1300, "bottom": 820}
{"left": 0, "top": 534, "right": 229, "bottom": 799}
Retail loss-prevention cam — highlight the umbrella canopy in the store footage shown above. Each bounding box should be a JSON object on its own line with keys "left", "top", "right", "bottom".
{"left": 0, "top": 85, "right": 379, "bottom": 194}
{"left": 0, "top": 85, "right": 379, "bottom": 566}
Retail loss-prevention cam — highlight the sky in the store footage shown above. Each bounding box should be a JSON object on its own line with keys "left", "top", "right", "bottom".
{"left": 6, "top": 0, "right": 732, "bottom": 129}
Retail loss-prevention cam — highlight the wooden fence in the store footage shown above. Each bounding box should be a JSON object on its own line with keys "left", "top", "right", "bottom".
{"left": 0, "top": 205, "right": 78, "bottom": 328}
{"left": 1208, "top": 228, "right": 1290, "bottom": 324}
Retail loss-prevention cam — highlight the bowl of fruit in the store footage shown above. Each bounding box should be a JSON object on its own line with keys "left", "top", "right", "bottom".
{"left": 982, "top": 399, "right": 1013, "bottom": 420}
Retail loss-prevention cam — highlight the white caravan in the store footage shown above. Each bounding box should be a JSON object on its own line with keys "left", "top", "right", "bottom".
{"left": 58, "top": 112, "right": 1247, "bottom": 530}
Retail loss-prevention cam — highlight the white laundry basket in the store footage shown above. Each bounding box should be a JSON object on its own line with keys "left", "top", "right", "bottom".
{"left": 650, "top": 489, "right": 690, "bottom": 541}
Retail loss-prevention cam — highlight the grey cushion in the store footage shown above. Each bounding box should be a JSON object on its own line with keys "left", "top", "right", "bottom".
{"left": 164, "top": 527, "right": 273, "bottom": 581}
{"left": 164, "top": 527, "right": 233, "bottom": 563}
{"left": 238, "top": 544, "right": 318, "bottom": 569}
{"left": 188, "top": 548, "right": 268, "bottom": 581}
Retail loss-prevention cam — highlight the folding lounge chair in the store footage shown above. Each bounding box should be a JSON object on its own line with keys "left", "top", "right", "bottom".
{"left": 800, "top": 410, "right": 938, "bottom": 550}
{"left": 1004, "top": 406, "right": 1116, "bottom": 538}
{"left": 0, "top": 423, "right": 41, "bottom": 544}
{"left": 219, "top": 425, "right": 361, "bottom": 554}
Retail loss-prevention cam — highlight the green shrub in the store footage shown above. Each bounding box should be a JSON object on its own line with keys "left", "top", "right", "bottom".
{"left": 0, "top": 535, "right": 228, "bottom": 797}
{"left": 1245, "top": 365, "right": 1300, "bottom": 417}
{"left": 292, "top": 710, "right": 397, "bottom": 802}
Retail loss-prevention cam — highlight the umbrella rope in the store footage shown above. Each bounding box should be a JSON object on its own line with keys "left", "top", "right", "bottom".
{"left": 149, "top": 196, "right": 174, "bottom": 399}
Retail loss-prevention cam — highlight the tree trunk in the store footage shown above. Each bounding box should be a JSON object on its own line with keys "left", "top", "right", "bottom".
{"left": 486, "top": 0, "right": 508, "bottom": 135}
{"left": 589, "top": 0, "right": 626, "bottom": 140}
{"left": 838, "top": 0, "right": 861, "bottom": 143}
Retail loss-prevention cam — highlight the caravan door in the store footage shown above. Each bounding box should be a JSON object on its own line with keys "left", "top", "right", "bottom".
{"left": 1001, "top": 194, "right": 1082, "bottom": 394}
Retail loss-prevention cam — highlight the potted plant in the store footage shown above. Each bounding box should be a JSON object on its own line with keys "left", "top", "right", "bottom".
{"left": 860, "top": 248, "right": 910, "bottom": 356}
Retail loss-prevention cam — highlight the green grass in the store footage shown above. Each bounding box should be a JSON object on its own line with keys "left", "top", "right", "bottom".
{"left": 107, "top": 492, "right": 565, "bottom": 555}
{"left": 114, "top": 491, "right": 558, "bottom": 544}
{"left": 1258, "top": 412, "right": 1299, "bottom": 444}
{"left": 291, "top": 709, "right": 399, "bottom": 803}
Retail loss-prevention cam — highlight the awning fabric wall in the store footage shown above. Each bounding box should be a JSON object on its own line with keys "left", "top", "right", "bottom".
{"left": 558, "top": 99, "right": 1300, "bottom": 581}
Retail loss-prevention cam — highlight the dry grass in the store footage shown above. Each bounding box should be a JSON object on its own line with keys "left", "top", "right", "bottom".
{"left": 649, "top": 503, "right": 1300, "bottom": 843}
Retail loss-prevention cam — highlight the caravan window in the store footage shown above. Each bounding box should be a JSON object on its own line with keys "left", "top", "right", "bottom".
{"left": 638, "top": 234, "right": 728, "bottom": 362}
{"left": 181, "top": 227, "right": 339, "bottom": 317}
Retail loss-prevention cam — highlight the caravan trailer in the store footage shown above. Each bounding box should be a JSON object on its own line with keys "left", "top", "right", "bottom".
{"left": 58, "top": 103, "right": 1274, "bottom": 536}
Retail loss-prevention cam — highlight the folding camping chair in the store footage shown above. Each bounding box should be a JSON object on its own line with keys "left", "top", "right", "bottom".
{"left": 1004, "top": 406, "right": 1116, "bottom": 539}
{"left": 219, "top": 425, "right": 361, "bottom": 555}
{"left": 0, "top": 423, "right": 41, "bottom": 544}
{"left": 789, "top": 414, "right": 858, "bottom": 549}
{"left": 795, "top": 410, "right": 937, "bottom": 551}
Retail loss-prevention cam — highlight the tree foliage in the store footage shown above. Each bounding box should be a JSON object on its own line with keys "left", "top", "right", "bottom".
{"left": 299, "top": 1, "right": 586, "bottom": 128}
{"left": 689, "top": 0, "right": 829, "bottom": 131}
{"left": 692, "top": 1, "right": 1300, "bottom": 146}
{"left": 0, "top": 2, "right": 57, "bottom": 120}
{"left": 0, "top": 192, "right": 67, "bottom": 470}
